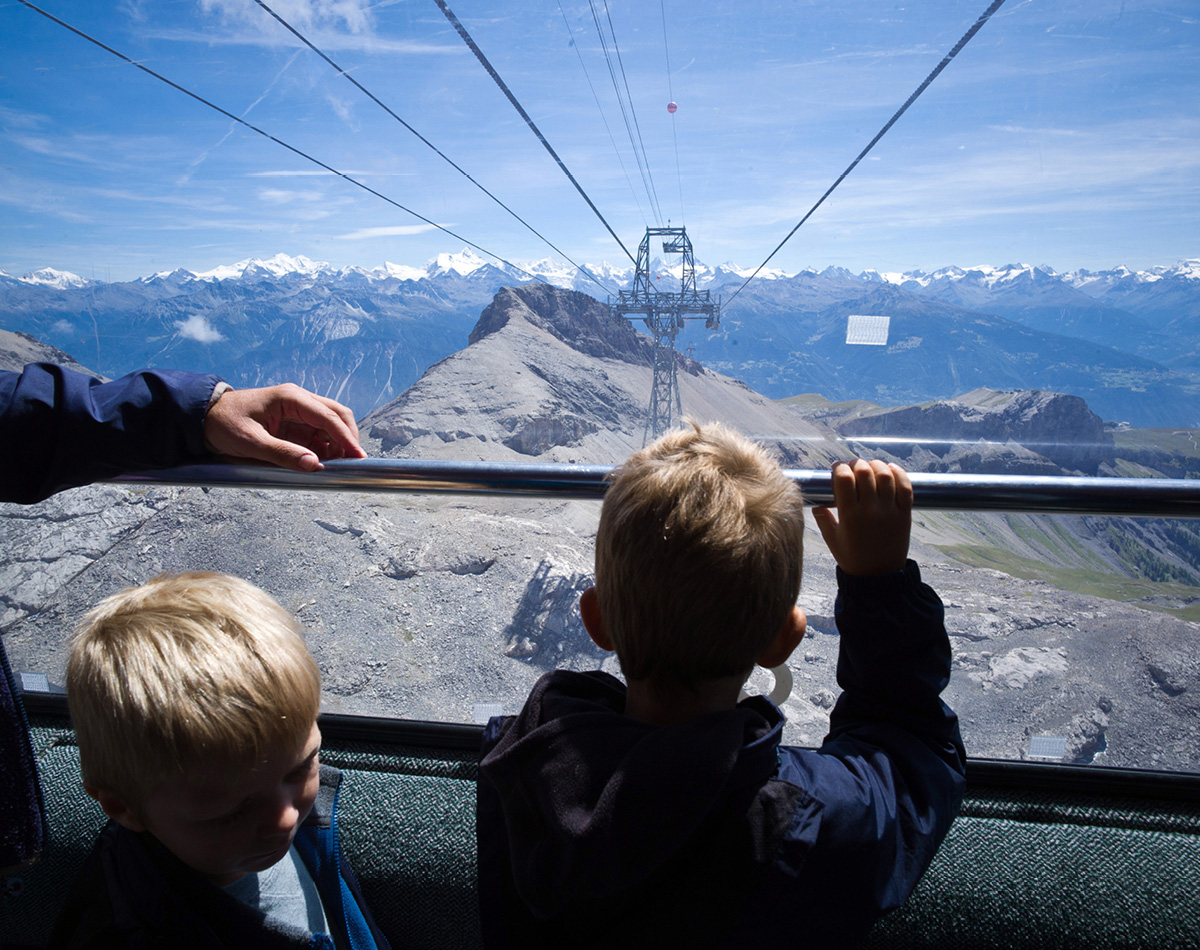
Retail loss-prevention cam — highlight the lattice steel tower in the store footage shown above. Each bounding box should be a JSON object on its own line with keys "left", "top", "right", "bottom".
{"left": 610, "top": 227, "right": 720, "bottom": 442}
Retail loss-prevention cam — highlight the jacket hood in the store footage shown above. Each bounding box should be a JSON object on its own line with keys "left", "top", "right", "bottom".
{"left": 479, "top": 670, "right": 785, "bottom": 918}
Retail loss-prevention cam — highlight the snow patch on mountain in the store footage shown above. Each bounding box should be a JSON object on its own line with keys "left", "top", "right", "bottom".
{"left": 572, "top": 260, "right": 634, "bottom": 284}
{"left": 382, "top": 261, "right": 426, "bottom": 281}
{"left": 1168, "top": 259, "right": 1200, "bottom": 280}
{"left": 860, "top": 269, "right": 909, "bottom": 284}
{"left": 16, "top": 267, "right": 91, "bottom": 290}
{"left": 190, "top": 253, "right": 333, "bottom": 282}
{"left": 1062, "top": 259, "right": 1200, "bottom": 289}
{"left": 428, "top": 248, "right": 491, "bottom": 277}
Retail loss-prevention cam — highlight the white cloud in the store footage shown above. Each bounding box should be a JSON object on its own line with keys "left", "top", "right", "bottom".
{"left": 325, "top": 92, "right": 358, "bottom": 131}
{"left": 175, "top": 314, "right": 225, "bottom": 343}
{"left": 336, "top": 224, "right": 440, "bottom": 240}
{"left": 719, "top": 115, "right": 1200, "bottom": 236}
{"left": 246, "top": 169, "right": 416, "bottom": 178}
{"left": 200, "top": 0, "right": 374, "bottom": 36}
{"left": 13, "top": 135, "right": 106, "bottom": 166}
{"left": 258, "top": 188, "right": 326, "bottom": 204}
{"left": 0, "top": 106, "right": 47, "bottom": 130}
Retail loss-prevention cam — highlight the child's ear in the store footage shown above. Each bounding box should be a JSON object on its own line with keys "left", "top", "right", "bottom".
{"left": 580, "top": 587, "right": 614, "bottom": 652}
{"left": 85, "top": 785, "right": 147, "bottom": 833}
{"left": 757, "top": 606, "right": 806, "bottom": 668}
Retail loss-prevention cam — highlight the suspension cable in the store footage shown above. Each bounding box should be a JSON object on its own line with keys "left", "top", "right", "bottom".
{"left": 599, "top": 0, "right": 665, "bottom": 225}
{"left": 434, "top": 0, "right": 637, "bottom": 265}
{"left": 661, "top": 0, "right": 686, "bottom": 226}
{"left": 16, "top": 0, "right": 542, "bottom": 283}
{"left": 252, "top": 0, "right": 615, "bottom": 296}
{"left": 726, "top": 0, "right": 1010, "bottom": 307}
{"left": 555, "top": 0, "right": 650, "bottom": 227}
{"left": 586, "top": 0, "right": 658, "bottom": 226}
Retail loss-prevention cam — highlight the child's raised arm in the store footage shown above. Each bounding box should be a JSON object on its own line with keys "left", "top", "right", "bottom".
{"left": 812, "top": 459, "right": 913, "bottom": 576}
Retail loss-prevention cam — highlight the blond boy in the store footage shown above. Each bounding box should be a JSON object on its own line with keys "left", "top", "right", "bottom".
{"left": 477, "top": 422, "right": 965, "bottom": 949}
{"left": 50, "top": 572, "right": 388, "bottom": 949}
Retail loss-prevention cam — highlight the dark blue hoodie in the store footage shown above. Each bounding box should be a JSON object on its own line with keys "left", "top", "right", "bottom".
{"left": 478, "top": 561, "right": 966, "bottom": 949}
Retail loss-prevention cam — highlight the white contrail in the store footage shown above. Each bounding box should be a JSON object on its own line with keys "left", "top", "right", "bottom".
{"left": 177, "top": 48, "right": 302, "bottom": 185}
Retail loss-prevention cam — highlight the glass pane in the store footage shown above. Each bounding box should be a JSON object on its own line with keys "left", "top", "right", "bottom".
{"left": 1, "top": 0, "right": 1197, "bottom": 775}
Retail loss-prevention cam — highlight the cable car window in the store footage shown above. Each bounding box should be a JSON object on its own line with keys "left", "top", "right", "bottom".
{"left": 1, "top": 1, "right": 1197, "bottom": 776}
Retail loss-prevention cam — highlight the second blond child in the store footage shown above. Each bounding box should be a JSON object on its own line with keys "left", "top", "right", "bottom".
{"left": 51, "top": 571, "right": 389, "bottom": 950}
{"left": 477, "top": 422, "right": 965, "bottom": 949}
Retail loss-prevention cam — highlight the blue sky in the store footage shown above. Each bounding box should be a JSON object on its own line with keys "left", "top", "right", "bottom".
{"left": 1, "top": 0, "right": 1197, "bottom": 281}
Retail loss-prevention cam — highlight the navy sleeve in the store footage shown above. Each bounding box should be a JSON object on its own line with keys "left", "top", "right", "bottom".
{"left": 770, "top": 561, "right": 965, "bottom": 939}
{"left": 0, "top": 363, "right": 221, "bottom": 504}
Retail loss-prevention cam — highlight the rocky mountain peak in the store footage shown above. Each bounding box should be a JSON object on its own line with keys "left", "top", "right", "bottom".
{"left": 468, "top": 283, "right": 654, "bottom": 366}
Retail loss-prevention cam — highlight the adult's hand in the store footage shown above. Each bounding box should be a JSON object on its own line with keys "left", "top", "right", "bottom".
{"left": 203, "top": 384, "right": 366, "bottom": 472}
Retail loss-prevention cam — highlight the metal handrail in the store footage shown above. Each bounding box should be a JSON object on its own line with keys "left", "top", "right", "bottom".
{"left": 114, "top": 459, "right": 1200, "bottom": 518}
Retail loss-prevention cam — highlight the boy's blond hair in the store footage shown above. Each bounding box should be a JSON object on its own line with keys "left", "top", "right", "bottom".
{"left": 66, "top": 571, "right": 320, "bottom": 810}
{"left": 595, "top": 421, "right": 805, "bottom": 687}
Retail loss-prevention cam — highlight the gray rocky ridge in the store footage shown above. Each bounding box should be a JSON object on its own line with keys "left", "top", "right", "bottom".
{"left": 2, "top": 288, "right": 1197, "bottom": 772}
{"left": 0, "top": 328, "right": 96, "bottom": 376}
{"left": 836, "top": 388, "right": 1115, "bottom": 475}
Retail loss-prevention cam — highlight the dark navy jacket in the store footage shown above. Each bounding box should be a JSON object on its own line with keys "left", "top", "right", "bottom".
{"left": 49, "top": 766, "right": 391, "bottom": 950}
{"left": 477, "top": 561, "right": 966, "bottom": 949}
{"left": 0, "top": 362, "right": 219, "bottom": 504}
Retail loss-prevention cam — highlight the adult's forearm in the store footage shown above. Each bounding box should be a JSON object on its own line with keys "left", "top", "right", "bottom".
{"left": 0, "top": 363, "right": 220, "bottom": 503}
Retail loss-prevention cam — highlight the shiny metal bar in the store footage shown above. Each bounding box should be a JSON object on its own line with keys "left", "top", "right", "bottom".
{"left": 113, "top": 459, "right": 1200, "bottom": 518}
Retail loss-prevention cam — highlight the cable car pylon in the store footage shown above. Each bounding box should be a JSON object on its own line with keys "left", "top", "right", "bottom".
{"left": 610, "top": 226, "right": 720, "bottom": 442}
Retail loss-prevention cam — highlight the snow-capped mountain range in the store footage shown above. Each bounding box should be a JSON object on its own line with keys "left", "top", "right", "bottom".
{"left": 5, "top": 250, "right": 1196, "bottom": 293}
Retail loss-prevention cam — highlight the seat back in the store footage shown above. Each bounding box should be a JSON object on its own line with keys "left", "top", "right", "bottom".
{"left": 5, "top": 705, "right": 1199, "bottom": 950}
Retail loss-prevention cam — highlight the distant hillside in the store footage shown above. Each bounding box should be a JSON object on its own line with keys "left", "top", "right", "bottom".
{"left": 0, "top": 259, "right": 490, "bottom": 417}
{"left": 690, "top": 273, "right": 1200, "bottom": 427}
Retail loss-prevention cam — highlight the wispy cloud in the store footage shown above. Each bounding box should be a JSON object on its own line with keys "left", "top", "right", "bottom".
{"left": 246, "top": 169, "right": 417, "bottom": 177}
{"left": 200, "top": 0, "right": 375, "bottom": 36}
{"left": 717, "top": 115, "right": 1200, "bottom": 231}
{"left": 336, "top": 224, "right": 440, "bottom": 240}
{"left": 149, "top": 0, "right": 452, "bottom": 55}
{"left": 0, "top": 105, "right": 48, "bottom": 129}
{"left": 11, "top": 135, "right": 118, "bottom": 168}
{"left": 257, "top": 188, "right": 326, "bottom": 204}
{"left": 142, "top": 26, "right": 456, "bottom": 55}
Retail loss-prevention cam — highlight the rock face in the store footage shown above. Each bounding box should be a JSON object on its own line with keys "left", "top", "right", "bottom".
{"left": 838, "top": 388, "right": 1116, "bottom": 475}
{"left": 468, "top": 284, "right": 653, "bottom": 364}
{"left": 0, "top": 329, "right": 96, "bottom": 375}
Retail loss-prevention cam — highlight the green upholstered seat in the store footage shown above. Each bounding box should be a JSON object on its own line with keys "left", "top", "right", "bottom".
{"left": 5, "top": 713, "right": 1199, "bottom": 950}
